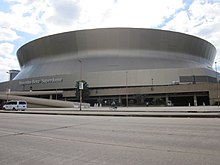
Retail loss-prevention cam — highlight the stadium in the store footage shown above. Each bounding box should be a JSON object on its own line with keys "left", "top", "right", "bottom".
{"left": 0, "top": 28, "right": 219, "bottom": 107}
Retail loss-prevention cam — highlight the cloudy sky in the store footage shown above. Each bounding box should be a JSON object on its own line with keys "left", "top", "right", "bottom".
{"left": 0, "top": 0, "right": 220, "bottom": 82}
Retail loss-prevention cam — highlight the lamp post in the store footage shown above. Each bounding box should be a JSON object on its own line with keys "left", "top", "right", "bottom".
{"left": 126, "top": 71, "right": 128, "bottom": 107}
{"left": 78, "top": 59, "right": 83, "bottom": 111}
{"left": 215, "top": 62, "right": 219, "bottom": 106}
{"left": 6, "top": 72, "right": 10, "bottom": 101}
{"left": 151, "top": 78, "right": 154, "bottom": 91}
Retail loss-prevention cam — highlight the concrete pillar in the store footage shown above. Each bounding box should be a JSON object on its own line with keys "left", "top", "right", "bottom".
{"left": 50, "top": 94, "right": 52, "bottom": 100}
{"left": 194, "top": 93, "right": 197, "bottom": 106}
{"left": 118, "top": 96, "right": 122, "bottom": 104}
{"left": 165, "top": 94, "right": 169, "bottom": 106}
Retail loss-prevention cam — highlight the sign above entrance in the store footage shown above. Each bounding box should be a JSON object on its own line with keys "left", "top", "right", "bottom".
{"left": 19, "top": 77, "right": 63, "bottom": 85}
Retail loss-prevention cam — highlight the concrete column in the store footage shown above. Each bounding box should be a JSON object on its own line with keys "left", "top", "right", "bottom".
{"left": 165, "top": 94, "right": 169, "bottom": 106}
{"left": 118, "top": 96, "right": 122, "bottom": 104}
{"left": 194, "top": 93, "right": 197, "bottom": 106}
{"left": 50, "top": 94, "right": 52, "bottom": 100}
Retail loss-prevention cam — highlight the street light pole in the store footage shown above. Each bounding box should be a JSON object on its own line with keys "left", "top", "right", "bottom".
{"left": 151, "top": 78, "right": 154, "bottom": 91}
{"left": 6, "top": 71, "right": 10, "bottom": 102}
{"left": 126, "top": 71, "right": 128, "bottom": 107}
{"left": 215, "top": 62, "right": 219, "bottom": 106}
{"left": 78, "top": 59, "right": 83, "bottom": 111}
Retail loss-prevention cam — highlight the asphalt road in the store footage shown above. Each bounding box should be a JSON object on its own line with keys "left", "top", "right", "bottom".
{"left": 0, "top": 114, "right": 219, "bottom": 165}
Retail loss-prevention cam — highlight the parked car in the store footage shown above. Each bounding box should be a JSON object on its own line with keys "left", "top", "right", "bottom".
{"left": 3, "top": 100, "right": 27, "bottom": 111}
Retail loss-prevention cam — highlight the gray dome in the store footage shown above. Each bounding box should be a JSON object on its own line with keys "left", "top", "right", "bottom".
{"left": 15, "top": 28, "right": 216, "bottom": 80}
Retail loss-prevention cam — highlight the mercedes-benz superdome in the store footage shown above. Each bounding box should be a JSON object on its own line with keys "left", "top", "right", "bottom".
{"left": 0, "top": 28, "right": 219, "bottom": 107}
{"left": 14, "top": 28, "right": 216, "bottom": 89}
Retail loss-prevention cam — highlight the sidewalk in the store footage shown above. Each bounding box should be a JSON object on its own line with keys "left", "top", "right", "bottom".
{"left": 1, "top": 106, "right": 220, "bottom": 118}
{"left": 27, "top": 105, "right": 220, "bottom": 111}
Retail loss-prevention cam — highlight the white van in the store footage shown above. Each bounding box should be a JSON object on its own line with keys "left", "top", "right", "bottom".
{"left": 3, "top": 100, "right": 27, "bottom": 111}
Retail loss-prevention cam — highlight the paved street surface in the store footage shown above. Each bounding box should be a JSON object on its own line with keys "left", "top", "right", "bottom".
{"left": 0, "top": 113, "right": 220, "bottom": 165}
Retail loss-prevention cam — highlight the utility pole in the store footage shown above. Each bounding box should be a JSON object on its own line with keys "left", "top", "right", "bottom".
{"left": 6, "top": 71, "right": 10, "bottom": 102}
{"left": 215, "top": 62, "right": 219, "bottom": 106}
{"left": 126, "top": 71, "right": 128, "bottom": 107}
{"left": 78, "top": 59, "right": 83, "bottom": 111}
{"left": 151, "top": 78, "right": 154, "bottom": 91}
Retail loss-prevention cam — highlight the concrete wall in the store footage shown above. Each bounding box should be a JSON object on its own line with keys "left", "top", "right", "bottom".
{"left": 0, "top": 67, "right": 217, "bottom": 92}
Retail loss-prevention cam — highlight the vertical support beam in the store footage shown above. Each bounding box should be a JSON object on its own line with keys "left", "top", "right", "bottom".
{"left": 194, "top": 93, "right": 197, "bottom": 106}
{"left": 118, "top": 95, "right": 121, "bottom": 105}
{"left": 165, "top": 94, "right": 169, "bottom": 106}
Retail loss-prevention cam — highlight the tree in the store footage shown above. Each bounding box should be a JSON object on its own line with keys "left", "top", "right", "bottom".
{"left": 135, "top": 94, "right": 145, "bottom": 105}
{"left": 75, "top": 80, "right": 90, "bottom": 101}
{"left": 152, "top": 97, "right": 165, "bottom": 106}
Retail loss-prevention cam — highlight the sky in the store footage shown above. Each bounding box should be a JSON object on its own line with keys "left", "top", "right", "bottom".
{"left": 0, "top": 0, "right": 220, "bottom": 82}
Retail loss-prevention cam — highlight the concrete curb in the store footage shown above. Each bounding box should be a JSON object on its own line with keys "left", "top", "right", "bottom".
{"left": 1, "top": 110, "right": 220, "bottom": 118}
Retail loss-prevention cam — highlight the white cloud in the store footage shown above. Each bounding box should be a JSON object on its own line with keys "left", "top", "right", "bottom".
{"left": 0, "top": 27, "right": 20, "bottom": 41}
{"left": 39, "top": 0, "right": 185, "bottom": 34}
{"left": 0, "top": 43, "right": 20, "bottom": 69}
{"left": 0, "top": 43, "right": 20, "bottom": 82}
{"left": 162, "top": 11, "right": 191, "bottom": 32}
{"left": 0, "top": 0, "right": 47, "bottom": 35}
{"left": 0, "top": 0, "right": 220, "bottom": 82}
{"left": 162, "top": 0, "right": 220, "bottom": 66}
{"left": 0, "top": 43, "right": 14, "bottom": 56}
{"left": 40, "top": 0, "right": 82, "bottom": 34}
{"left": 46, "top": 0, "right": 81, "bottom": 26}
{"left": 76, "top": 0, "right": 184, "bottom": 29}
